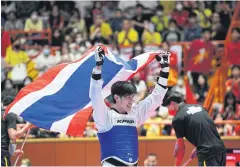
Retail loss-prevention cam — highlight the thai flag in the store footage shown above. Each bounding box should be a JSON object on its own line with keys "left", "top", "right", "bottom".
{"left": 5, "top": 45, "right": 159, "bottom": 136}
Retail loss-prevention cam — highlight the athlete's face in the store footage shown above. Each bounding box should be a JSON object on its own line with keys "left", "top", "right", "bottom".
{"left": 120, "top": 94, "right": 135, "bottom": 112}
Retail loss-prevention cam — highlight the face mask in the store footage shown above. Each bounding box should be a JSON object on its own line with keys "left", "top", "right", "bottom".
{"left": 20, "top": 38, "right": 26, "bottom": 45}
{"left": 176, "top": 4, "right": 183, "bottom": 11}
{"left": 43, "top": 49, "right": 50, "bottom": 56}
{"left": 156, "top": 11, "right": 163, "bottom": 16}
{"left": 31, "top": 15, "right": 38, "bottom": 21}
{"left": 76, "top": 37, "right": 82, "bottom": 44}
{"left": 5, "top": 83, "right": 13, "bottom": 89}
{"left": 169, "top": 27, "right": 175, "bottom": 31}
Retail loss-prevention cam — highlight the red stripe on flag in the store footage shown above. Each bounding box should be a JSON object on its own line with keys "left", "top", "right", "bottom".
{"left": 127, "top": 53, "right": 157, "bottom": 80}
{"left": 5, "top": 63, "right": 68, "bottom": 116}
{"left": 67, "top": 106, "right": 93, "bottom": 136}
{"left": 5, "top": 46, "right": 97, "bottom": 117}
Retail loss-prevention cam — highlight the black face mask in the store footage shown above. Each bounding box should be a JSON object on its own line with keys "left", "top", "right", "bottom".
{"left": 14, "top": 44, "right": 20, "bottom": 50}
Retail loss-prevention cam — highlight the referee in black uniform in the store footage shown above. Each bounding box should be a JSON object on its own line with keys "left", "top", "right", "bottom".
{"left": 164, "top": 91, "right": 226, "bottom": 166}
{"left": 1, "top": 96, "right": 33, "bottom": 166}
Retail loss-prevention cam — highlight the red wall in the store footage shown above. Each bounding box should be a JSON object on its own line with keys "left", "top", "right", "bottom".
{"left": 11, "top": 137, "right": 240, "bottom": 166}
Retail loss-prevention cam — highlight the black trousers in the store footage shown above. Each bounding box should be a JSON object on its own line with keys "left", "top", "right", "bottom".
{"left": 1, "top": 156, "right": 11, "bottom": 167}
{"left": 198, "top": 152, "right": 226, "bottom": 166}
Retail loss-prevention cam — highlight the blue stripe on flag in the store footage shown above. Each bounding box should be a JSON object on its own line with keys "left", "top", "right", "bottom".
{"left": 21, "top": 54, "right": 124, "bottom": 130}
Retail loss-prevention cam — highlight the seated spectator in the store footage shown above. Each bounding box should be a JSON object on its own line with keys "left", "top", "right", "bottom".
{"left": 1, "top": 1, "right": 16, "bottom": 16}
{"left": 226, "top": 28, "right": 240, "bottom": 66}
{"left": 144, "top": 153, "right": 158, "bottom": 166}
{"left": 151, "top": 5, "right": 169, "bottom": 34}
{"left": 90, "top": 14, "right": 112, "bottom": 45}
{"left": 52, "top": 29, "right": 64, "bottom": 47}
{"left": 4, "top": 11, "right": 24, "bottom": 31}
{"left": 142, "top": 21, "right": 162, "bottom": 45}
{"left": 184, "top": 12, "right": 201, "bottom": 41}
{"left": 211, "top": 12, "right": 227, "bottom": 40}
{"left": 162, "top": 19, "right": 182, "bottom": 42}
{"left": 171, "top": 2, "right": 189, "bottom": 28}
{"left": 225, "top": 66, "right": 240, "bottom": 103}
{"left": 5, "top": 38, "right": 39, "bottom": 84}
{"left": 49, "top": 5, "right": 64, "bottom": 31}
{"left": 132, "top": 4, "right": 147, "bottom": 40}
{"left": 194, "top": 74, "right": 209, "bottom": 104}
{"left": 162, "top": 42, "right": 178, "bottom": 88}
{"left": 102, "top": 1, "right": 118, "bottom": 21}
{"left": 117, "top": 19, "right": 138, "bottom": 46}
{"left": 194, "top": 1, "right": 212, "bottom": 29}
{"left": 222, "top": 92, "right": 238, "bottom": 118}
{"left": 65, "top": 8, "right": 87, "bottom": 41}
{"left": 33, "top": 45, "right": 61, "bottom": 75}
{"left": 24, "top": 11, "right": 43, "bottom": 31}
{"left": 131, "top": 72, "right": 148, "bottom": 105}
{"left": 110, "top": 9, "right": 124, "bottom": 34}
{"left": 218, "top": 2, "right": 232, "bottom": 29}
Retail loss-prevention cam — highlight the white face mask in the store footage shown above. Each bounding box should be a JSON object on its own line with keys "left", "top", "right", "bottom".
{"left": 176, "top": 4, "right": 183, "bottom": 11}
{"left": 31, "top": 14, "right": 38, "bottom": 21}
{"left": 76, "top": 37, "right": 82, "bottom": 44}
{"left": 169, "top": 27, "right": 175, "bottom": 31}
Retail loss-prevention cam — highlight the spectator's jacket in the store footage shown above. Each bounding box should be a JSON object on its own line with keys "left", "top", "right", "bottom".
{"left": 118, "top": 28, "right": 138, "bottom": 46}
{"left": 89, "top": 77, "right": 167, "bottom": 165}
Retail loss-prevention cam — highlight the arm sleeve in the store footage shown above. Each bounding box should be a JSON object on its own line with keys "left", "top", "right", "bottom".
{"left": 5, "top": 113, "right": 17, "bottom": 130}
{"left": 133, "top": 84, "right": 168, "bottom": 126}
{"left": 172, "top": 117, "right": 185, "bottom": 138}
{"left": 89, "top": 71, "right": 109, "bottom": 132}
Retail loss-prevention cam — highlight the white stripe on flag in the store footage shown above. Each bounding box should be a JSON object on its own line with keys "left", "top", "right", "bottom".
{"left": 8, "top": 52, "right": 94, "bottom": 116}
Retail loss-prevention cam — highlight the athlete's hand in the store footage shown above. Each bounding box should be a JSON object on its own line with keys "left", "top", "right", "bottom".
{"left": 155, "top": 49, "right": 170, "bottom": 68}
{"left": 95, "top": 45, "right": 105, "bottom": 66}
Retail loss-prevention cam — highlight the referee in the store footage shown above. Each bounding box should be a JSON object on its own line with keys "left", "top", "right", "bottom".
{"left": 1, "top": 96, "right": 33, "bottom": 166}
{"left": 164, "top": 91, "right": 226, "bottom": 166}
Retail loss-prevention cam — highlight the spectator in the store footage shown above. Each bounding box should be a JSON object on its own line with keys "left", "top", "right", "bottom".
{"left": 162, "top": 42, "right": 179, "bottom": 88}
{"left": 33, "top": 45, "right": 61, "bottom": 75}
{"left": 184, "top": 12, "right": 201, "bottom": 41}
{"left": 186, "top": 28, "right": 216, "bottom": 87}
{"left": 65, "top": 8, "right": 87, "bottom": 41}
{"left": 144, "top": 153, "right": 158, "bottom": 166}
{"left": 142, "top": 21, "right": 162, "bottom": 45}
{"left": 194, "top": 74, "right": 209, "bottom": 104}
{"left": 132, "top": 4, "right": 146, "bottom": 40}
{"left": 117, "top": 19, "right": 138, "bottom": 46}
{"left": 211, "top": 12, "right": 227, "bottom": 40}
{"left": 226, "top": 28, "right": 240, "bottom": 66}
{"left": 162, "top": 19, "right": 182, "bottom": 42}
{"left": 110, "top": 9, "right": 124, "bottom": 34}
{"left": 218, "top": 2, "right": 232, "bottom": 29}
{"left": 4, "top": 11, "right": 24, "bottom": 31}
{"left": 194, "top": 1, "right": 212, "bottom": 29}
{"left": 1, "top": 2, "right": 16, "bottom": 15}
{"left": 171, "top": 2, "right": 189, "bottom": 28}
{"left": 60, "top": 3, "right": 72, "bottom": 26}
{"left": 151, "top": 5, "right": 169, "bottom": 34}
{"left": 49, "top": 5, "right": 64, "bottom": 30}
{"left": 223, "top": 92, "right": 237, "bottom": 117}
{"left": 90, "top": 14, "right": 112, "bottom": 45}
{"left": 24, "top": 11, "right": 43, "bottom": 31}
{"left": 52, "top": 29, "right": 64, "bottom": 47}
{"left": 225, "top": 66, "right": 240, "bottom": 103}
{"left": 102, "top": 1, "right": 118, "bottom": 21}
{"left": 131, "top": 72, "right": 148, "bottom": 105}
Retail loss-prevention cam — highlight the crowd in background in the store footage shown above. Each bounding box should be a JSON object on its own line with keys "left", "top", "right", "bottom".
{"left": 1, "top": 1, "right": 240, "bottom": 138}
